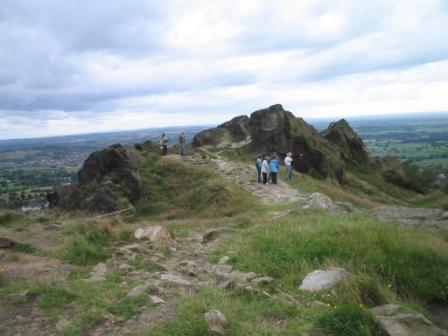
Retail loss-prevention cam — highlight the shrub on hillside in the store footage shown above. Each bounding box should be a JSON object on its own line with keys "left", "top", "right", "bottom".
{"left": 315, "top": 304, "right": 385, "bottom": 336}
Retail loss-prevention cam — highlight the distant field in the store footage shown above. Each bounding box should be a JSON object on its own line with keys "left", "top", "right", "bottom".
{"left": 0, "top": 125, "right": 207, "bottom": 208}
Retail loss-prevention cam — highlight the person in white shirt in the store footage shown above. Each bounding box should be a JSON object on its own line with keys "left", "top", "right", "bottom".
{"left": 284, "top": 152, "right": 293, "bottom": 179}
{"left": 261, "top": 155, "right": 269, "bottom": 184}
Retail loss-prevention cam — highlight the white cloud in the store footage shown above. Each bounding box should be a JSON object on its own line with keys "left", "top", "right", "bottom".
{"left": 0, "top": 0, "right": 447, "bottom": 139}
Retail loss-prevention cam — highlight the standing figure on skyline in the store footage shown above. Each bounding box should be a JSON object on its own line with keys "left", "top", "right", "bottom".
{"left": 160, "top": 133, "right": 169, "bottom": 156}
{"left": 179, "top": 131, "right": 186, "bottom": 156}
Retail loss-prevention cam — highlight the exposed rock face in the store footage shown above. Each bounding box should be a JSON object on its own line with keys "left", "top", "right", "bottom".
{"left": 377, "top": 156, "right": 418, "bottom": 191}
{"left": 193, "top": 104, "right": 360, "bottom": 182}
{"left": 372, "top": 304, "right": 447, "bottom": 336}
{"left": 321, "top": 119, "right": 369, "bottom": 164}
{"left": 193, "top": 115, "right": 250, "bottom": 147}
{"left": 48, "top": 144, "right": 142, "bottom": 213}
{"left": 372, "top": 206, "right": 448, "bottom": 229}
{"left": 249, "top": 105, "right": 346, "bottom": 181}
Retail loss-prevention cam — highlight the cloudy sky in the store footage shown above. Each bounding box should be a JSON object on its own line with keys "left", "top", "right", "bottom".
{"left": 1, "top": 0, "right": 448, "bottom": 139}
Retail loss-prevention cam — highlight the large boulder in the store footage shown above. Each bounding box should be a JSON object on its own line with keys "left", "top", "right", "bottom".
{"left": 48, "top": 144, "right": 142, "bottom": 213}
{"left": 299, "top": 268, "right": 348, "bottom": 292}
{"left": 193, "top": 115, "right": 250, "bottom": 147}
{"left": 321, "top": 119, "right": 370, "bottom": 164}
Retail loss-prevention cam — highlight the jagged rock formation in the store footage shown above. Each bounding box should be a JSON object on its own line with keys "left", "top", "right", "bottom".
{"left": 48, "top": 144, "right": 141, "bottom": 213}
{"left": 193, "top": 104, "right": 371, "bottom": 182}
{"left": 193, "top": 115, "right": 250, "bottom": 147}
{"left": 321, "top": 119, "right": 369, "bottom": 164}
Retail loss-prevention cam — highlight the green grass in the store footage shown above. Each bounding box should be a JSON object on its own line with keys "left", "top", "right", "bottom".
{"left": 60, "top": 222, "right": 116, "bottom": 265}
{"left": 109, "top": 294, "right": 150, "bottom": 319}
{"left": 136, "top": 154, "right": 256, "bottom": 219}
{"left": 224, "top": 211, "right": 448, "bottom": 303}
{"left": 143, "top": 286, "right": 308, "bottom": 336}
{"left": 315, "top": 304, "right": 386, "bottom": 336}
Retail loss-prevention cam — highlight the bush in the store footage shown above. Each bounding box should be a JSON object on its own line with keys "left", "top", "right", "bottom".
{"left": 315, "top": 304, "right": 385, "bottom": 336}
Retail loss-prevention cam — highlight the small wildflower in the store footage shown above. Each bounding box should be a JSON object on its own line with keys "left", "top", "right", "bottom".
{"left": 326, "top": 303, "right": 331, "bottom": 307}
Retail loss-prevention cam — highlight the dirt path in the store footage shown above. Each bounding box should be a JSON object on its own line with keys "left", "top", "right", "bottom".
{"left": 190, "top": 148, "right": 310, "bottom": 205}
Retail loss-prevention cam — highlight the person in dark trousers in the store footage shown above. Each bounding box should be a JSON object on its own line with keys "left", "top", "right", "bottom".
{"left": 179, "top": 131, "right": 186, "bottom": 156}
{"left": 160, "top": 133, "right": 169, "bottom": 156}
{"left": 261, "top": 155, "right": 269, "bottom": 184}
{"left": 256, "top": 155, "right": 262, "bottom": 183}
{"left": 270, "top": 154, "right": 280, "bottom": 184}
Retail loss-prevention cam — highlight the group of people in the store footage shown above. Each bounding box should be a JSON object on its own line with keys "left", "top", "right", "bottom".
{"left": 256, "top": 152, "right": 294, "bottom": 184}
{"left": 159, "top": 131, "right": 186, "bottom": 156}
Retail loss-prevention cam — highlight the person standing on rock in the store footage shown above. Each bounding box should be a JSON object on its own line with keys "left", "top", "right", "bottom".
{"left": 284, "top": 152, "right": 293, "bottom": 179}
{"left": 270, "top": 155, "right": 280, "bottom": 184}
{"left": 256, "top": 155, "right": 262, "bottom": 183}
{"left": 178, "top": 131, "right": 186, "bottom": 156}
{"left": 261, "top": 155, "right": 269, "bottom": 185}
{"left": 160, "top": 133, "right": 169, "bottom": 156}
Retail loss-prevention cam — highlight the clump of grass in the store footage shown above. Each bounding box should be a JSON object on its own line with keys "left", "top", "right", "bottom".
{"left": 315, "top": 304, "right": 385, "bottom": 336}
{"left": 109, "top": 294, "right": 149, "bottom": 319}
{"left": 14, "top": 242, "right": 37, "bottom": 254}
{"left": 228, "top": 211, "right": 448, "bottom": 303}
{"left": 61, "top": 223, "right": 115, "bottom": 265}
{"left": 33, "top": 283, "right": 76, "bottom": 318}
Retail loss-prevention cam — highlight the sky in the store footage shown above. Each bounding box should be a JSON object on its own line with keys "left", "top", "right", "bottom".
{"left": 0, "top": 0, "right": 448, "bottom": 139}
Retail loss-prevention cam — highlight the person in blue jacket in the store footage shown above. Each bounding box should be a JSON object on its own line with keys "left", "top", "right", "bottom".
{"left": 270, "top": 154, "right": 280, "bottom": 184}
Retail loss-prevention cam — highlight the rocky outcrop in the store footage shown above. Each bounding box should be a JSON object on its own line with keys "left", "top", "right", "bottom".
{"left": 48, "top": 144, "right": 142, "bottom": 213}
{"left": 249, "top": 105, "right": 346, "bottom": 181}
{"left": 372, "top": 206, "right": 448, "bottom": 229}
{"left": 193, "top": 115, "right": 250, "bottom": 147}
{"left": 321, "top": 119, "right": 369, "bottom": 164}
{"left": 193, "top": 104, "right": 360, "bottom": 182}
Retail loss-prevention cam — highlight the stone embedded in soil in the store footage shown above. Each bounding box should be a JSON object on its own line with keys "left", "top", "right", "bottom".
{"left": 0, "top": 237, "right": 20, "bottom": 248}
{"left": 160, "top": 273, "right": 192, "bottom": 287}
{"left": 149, "top": 295, "right": 165, "bottom": 305}
{"left": 371, "top": 304, "right": 405, "bottom": 317}
{"left": 134, "top": 225, "right": 174, "bottom": 242}
{"left": 126, "top": 285, "right": 148, "bottom": 298}
{"left": 218, "top": 256, "right": 230, "bottom": 264}
{"left": 251, "top": 276, "right": 274, "bottom": 285}
{"left": 202, "top": 228, "right": 231, "bottom": 243}
{"left": 377, "top": 314, "right": 447, "bottom": 336}
{"left": 299, "top": 268, "right": 348, "bottom": 292}
{"left": 204, "top": 310, "right": 229, "bottom": 335}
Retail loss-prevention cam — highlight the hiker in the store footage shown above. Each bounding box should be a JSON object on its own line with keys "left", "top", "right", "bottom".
{"left": 270, "top": 154, "right": 280, "bottom": 184}
{"left": 179, "top": 131, "right": 186, "bottom": 156}
{"left": 284, "top": 152, "right": 293, "bottom": 179}
{"left": 160, "top": 133, "right": 169, "bottom": 156}
{"left": 256, "top": 155, "right": 262, "bottom": 183}
{"left": 261, "top": 155, "right": 269, "bottom": 184}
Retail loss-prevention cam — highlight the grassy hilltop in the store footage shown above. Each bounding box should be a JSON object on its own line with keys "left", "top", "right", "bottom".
{"left": 1, "top": 107, "right": 448, "bottom": 335}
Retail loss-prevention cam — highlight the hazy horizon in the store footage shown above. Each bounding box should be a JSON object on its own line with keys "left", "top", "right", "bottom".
{"left": 1, "top": 1, "right": 447, "bottom": 139}
{"left": 1, "top": 109, "right": 447, "bottom": 142}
